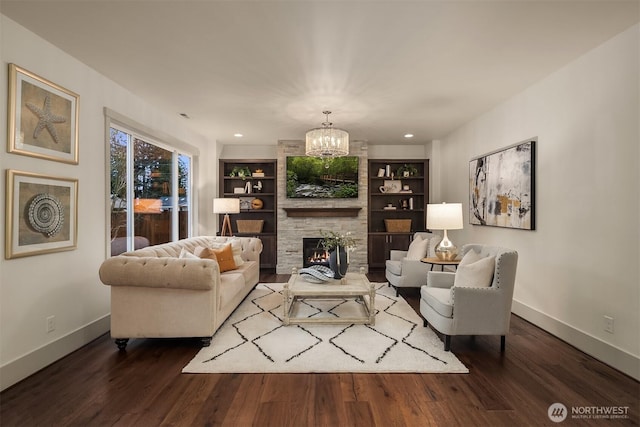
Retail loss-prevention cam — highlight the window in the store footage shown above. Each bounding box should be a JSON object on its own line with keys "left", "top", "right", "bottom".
{"left": 109, "top": 124, "right": 193, "bottom": 255}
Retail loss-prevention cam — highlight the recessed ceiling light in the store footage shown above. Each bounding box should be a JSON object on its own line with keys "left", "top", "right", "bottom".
{"left": 404, "top": 133, "right": 414, "bottom": 138}
{"left": 234, "top": 133, "right": 243, "bottom": 138}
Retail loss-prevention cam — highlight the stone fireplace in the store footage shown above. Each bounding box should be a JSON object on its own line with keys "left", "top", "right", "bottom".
{"left": 276, "top": 140, "right": 368, "bottom": 274}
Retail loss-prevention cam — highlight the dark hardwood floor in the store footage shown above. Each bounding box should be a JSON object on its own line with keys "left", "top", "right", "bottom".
{"left": 1, "top": 271, "right": 638, "bottom": 426}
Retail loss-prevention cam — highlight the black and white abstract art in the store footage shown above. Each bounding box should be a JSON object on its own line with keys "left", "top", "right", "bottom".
{"left": 469, "top": 139, "right": 535, "bottom": 230}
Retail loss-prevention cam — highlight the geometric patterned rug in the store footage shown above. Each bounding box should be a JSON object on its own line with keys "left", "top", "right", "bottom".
{"left": 182, "top": 283, "right": 468, "bottom": 374}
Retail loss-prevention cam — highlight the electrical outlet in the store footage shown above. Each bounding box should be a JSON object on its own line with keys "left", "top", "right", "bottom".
{"left": 46, "top": 315, "right": 56, "bottom": 333}
{"left": 604, "top": 315, "right": 614, "bottom": 334}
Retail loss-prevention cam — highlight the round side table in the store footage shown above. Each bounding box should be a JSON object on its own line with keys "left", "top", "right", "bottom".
{"left": 420, "top": 257, "right": 461, "bottom": 271}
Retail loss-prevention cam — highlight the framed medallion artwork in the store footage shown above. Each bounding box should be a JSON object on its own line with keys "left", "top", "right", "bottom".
{"left": 5, "top": 170, "right": 78, "bottom": 259}
{"left": 7, "top": 64, "right": 79, "bottom": 164}
{"left": 469, "top": 139, "right": 536, "bottom": 230}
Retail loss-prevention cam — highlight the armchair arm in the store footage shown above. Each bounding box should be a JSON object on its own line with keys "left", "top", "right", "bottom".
{"left": 389, "top": 250, "right": 407, "bottom": 261}
{"left": 451, "top": 286, "right": 511, "bottom": 333}
{"left": 99, "top": 257, "right": 219, "bottom": 291}
{"left": 426, "top": 271, "right": 455, "bottom": 289}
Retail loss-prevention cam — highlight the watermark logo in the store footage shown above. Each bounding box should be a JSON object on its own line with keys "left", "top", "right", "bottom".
{"left": 548, "top": 403, "right": 568, "bottom": 423}
{"left": 548, "top": 403, "right": 630, "bottom": 422}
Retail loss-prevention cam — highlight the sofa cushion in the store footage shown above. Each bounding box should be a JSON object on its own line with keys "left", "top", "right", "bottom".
{"left": 219, "top": 272, "right": 246, "bottom": 308}
{"left": 421, "top": 286, "right": 453, "bottom": 318}
{"left": 406, "top": 235, "right": 429, "bottom": 260}
{"left": 211, "top": 244, "right": 237, "bottom": 272}
{"left": 454, "top": 250, "right": 495, "bottom": 288}
{"left": 385, "top": 260, "right": 402, "bottom": 276}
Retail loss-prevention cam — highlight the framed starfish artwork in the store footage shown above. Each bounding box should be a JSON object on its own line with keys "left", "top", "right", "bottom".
{"left": 5, "top": 169, "right": 78, "bottom": 259}
{"left": 7, "top": 64, "right": 79, "bottom": 164}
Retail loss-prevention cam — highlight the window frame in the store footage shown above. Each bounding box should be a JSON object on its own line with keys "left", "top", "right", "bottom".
{"left": 105, "top": 108, "right": 199, "bottom": 256}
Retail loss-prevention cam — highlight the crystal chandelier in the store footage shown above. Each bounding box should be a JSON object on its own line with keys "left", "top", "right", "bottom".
{"left": 305, "top": 110, "right": 349, "bottom": 158}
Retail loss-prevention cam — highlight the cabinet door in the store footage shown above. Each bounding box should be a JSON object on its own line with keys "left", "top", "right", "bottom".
{"left": 368, "top": 234, "right": 389, "bottom": 269}
{"left": 388, "top": 234, "right": 411, "bottom": 252}
{"left": 258, "top": 234, "right": 276, "bottom": 269}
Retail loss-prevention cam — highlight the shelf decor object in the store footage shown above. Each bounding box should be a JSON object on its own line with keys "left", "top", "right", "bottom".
{"left": 7, "top": 64, "right": 80, "bottom": 164}
{"left": 213, "top": 198, "right": 240, "bottom": 236}
{"left": 427, "top": 202, "right": 463, "bottom": 261}
{"left": 305, "top": 110, "right": 349, "bottom": 158}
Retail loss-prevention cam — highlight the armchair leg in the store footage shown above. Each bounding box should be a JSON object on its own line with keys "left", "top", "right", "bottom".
{"left": 201, "top": 336, "right": 212, "bottom": 347}
{"left": 500, "top": 335, "right": 506, "bottom": 353}
{"left": 444, "top": 335, "right": 451, "bottom": 352}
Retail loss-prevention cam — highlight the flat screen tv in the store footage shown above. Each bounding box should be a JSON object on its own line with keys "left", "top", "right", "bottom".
{"left": 286, "top": 156, "right": 359, "bottom": 198}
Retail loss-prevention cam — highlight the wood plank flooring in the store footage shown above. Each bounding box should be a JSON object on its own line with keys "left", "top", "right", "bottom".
{"left": 1, "top": 271, "right": 638, "bottom": 426}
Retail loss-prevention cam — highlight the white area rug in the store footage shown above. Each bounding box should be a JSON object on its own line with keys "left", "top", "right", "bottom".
{"left": 182, "top": 283, "right": 468, "bottom": 374}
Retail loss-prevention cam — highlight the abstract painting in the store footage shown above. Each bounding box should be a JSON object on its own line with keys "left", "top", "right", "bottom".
{"left": 469, "top": 139, "right": 535, "bottom": 230}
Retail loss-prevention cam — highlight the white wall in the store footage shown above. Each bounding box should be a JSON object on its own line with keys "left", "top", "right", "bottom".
{"left": 439, "top": 24, "right": 639, "bottom": 379}
{"left": 0, "top": 15, "right": 216, "bottom": 390}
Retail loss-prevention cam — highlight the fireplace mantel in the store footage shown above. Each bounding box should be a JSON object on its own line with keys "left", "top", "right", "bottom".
{"left": 283, "top": 207, "right": 362, "bottom": 218}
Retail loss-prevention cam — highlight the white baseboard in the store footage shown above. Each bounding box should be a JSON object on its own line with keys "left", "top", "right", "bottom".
{"left": 512, "top": 300, "right": 639, "bottom": 381}
{"left": 0, "top": 315, "right": 111, "bottom": 391}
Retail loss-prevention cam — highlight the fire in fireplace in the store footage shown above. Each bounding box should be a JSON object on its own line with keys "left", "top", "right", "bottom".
{"left": 303, "top": 237, "right": 330, "bottom": 268}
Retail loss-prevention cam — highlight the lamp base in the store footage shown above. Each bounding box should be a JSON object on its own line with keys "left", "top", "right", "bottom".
{"left": 435, "top": 230, "right": 458, "bottom": 261}
{"left": 220, "top": 214, "right": 233, "bottom": 236}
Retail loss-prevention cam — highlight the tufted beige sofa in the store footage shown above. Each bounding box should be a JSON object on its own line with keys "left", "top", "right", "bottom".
{"left": 99, "top": 236, "right": 262, "bottom": 350}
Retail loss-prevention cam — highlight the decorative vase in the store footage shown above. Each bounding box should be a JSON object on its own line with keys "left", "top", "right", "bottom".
{"left": 329, "top": 246, "right": 348, "bottom": 279}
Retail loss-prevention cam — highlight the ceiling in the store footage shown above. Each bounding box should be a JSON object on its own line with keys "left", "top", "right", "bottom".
{"left": 2, "top": 1, "right": 638, "bottom": 147}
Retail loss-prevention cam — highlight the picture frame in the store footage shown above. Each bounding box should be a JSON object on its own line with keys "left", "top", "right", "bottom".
{"left": 239, "top": 197, "right": 253, "bottom": 210}
{"left": 379, "top": 179, "right": 402, "bottom": 193}
{"left": 469, "top": 138, "right": 536, "bottom": 230}
{"left": 7, "top": 64, "right": 79, "bottom": 164}
{"left": 5, "top": 170, "right": 78, "bottom": 259}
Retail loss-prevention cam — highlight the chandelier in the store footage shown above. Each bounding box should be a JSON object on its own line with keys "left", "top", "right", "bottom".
{"left": 305, "top": 110, "right": 349, "bottom": 158}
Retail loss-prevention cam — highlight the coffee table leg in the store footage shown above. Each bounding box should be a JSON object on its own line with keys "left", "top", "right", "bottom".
{"left": 369, "top": 283, "right": 376, "bottom": 325}
{"left": 283, "top": 282, "right": 290, "bottom": 325}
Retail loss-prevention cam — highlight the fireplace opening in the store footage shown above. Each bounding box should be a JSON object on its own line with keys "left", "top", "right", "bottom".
{"left": 303, "top": 238, "right": 330, "bottom": 268}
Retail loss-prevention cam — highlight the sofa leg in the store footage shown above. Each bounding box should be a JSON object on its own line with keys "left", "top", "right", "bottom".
{"left": 115, "top": 338, "right": 129, "bottom": 351}
{"left": 500, "top": 335, "right": 506, "bottom": 353}
{"left": 423, "top": 318, "right": 428, "bottom": 327}
{"left": 444, "top": 335, "right": 451, "bottom": 352}
{"left": 201, "top": 336, "right": 212, "bottom": 347}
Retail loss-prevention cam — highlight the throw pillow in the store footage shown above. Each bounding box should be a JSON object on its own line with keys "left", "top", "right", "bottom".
{"left": 406, "top": 235, "right": 430, "bottom": 260}
{"left": 211, "top": 244, "right": 237, "bottom": 272}
{"left": 179, "top": 248, "right": 199, "bottom": 259}
{"left": 458, "top": 248, "right": 483, "bottom": 266}
{"left": 194, "top": 246, "right": 218, "bottom": 261}
{"left": 454, "top": 254, "right": 495, "bottom": 288}
{"left": 210, "top": 239, "right": 244, "bottom": 266}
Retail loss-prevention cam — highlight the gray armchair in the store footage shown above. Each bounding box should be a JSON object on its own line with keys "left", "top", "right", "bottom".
{"left": 419, "top": 244, "right": 518, "bottom": 351}
{"left": 385, "top": 232, "right": 438, "bottom": 296}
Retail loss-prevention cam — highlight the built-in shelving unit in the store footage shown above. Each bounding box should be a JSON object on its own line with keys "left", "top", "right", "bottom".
{"left": 219, "top": 159, "right": 277, "bottom": 269}
{"left": 368, "top": 159, "right": 429, "bottom": 268}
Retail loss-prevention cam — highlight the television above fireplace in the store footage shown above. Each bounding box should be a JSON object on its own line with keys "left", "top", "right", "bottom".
{"left": 286, "top": 156, "right": 358, "bottom": 199}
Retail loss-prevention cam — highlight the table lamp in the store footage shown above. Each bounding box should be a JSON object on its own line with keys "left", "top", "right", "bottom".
{"left": 213, "top": 198, "right": 240, "bottom": 236}
{"left": 427, "top": 202, "right": 463, "bottom": 261}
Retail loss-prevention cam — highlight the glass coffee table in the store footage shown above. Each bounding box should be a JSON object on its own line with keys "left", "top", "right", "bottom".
{"left": 283, "top": 271, "right": 376, "bottom": 326}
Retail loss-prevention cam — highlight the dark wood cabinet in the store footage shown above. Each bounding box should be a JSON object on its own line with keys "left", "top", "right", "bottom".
{"left": 368, "top": 159, "right": 429, "bottom": 268}
{"left": 219, "top": 159, "right": 277, "bottom": 269}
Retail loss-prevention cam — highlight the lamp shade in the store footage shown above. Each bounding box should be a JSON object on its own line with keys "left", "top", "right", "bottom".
{"left": 213, "top": 198, "right": 240, "bottom": 214}
{"left": 427, "top": 202, "right": 463, "bottom": 230}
